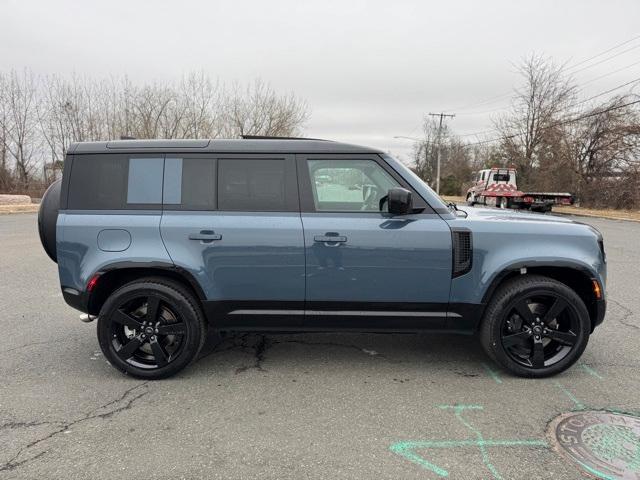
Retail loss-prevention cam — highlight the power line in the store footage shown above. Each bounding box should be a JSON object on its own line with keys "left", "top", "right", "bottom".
{"left": 455, "top": 64, "right": 640, "bottom": 118}
{"left": 573, "top": 76, "right": 640, "bottom": 106}
{"left": 462, "top": 98, "right": 640, "bottom": 148}
{"left": 566, "top": 33, "right": 640, "bottom": 70}
{"left": 454, "top": 75, "right": 640, "bottom": 139}
{"left": 577, "top": 58, "right": 640, "bottom": 87}
{"left": 441, "top": 33, "right": 640, "bottom": 114}
{"left": 569, "top": 43, "right": 640, "bottom": 74}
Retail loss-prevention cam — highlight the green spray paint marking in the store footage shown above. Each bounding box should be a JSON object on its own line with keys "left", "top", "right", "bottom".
{"left": 390, "top": 440, "right": 547, "bottom": 478}
{"left": 580, "top": 363, "right": 604, "bottom": 380}
{"left": 481, "top": 363, "right": 503, "bottom": 384}
{"left": 390, "top": 405, "right": 547, "bottom": 478}
{"left": 442, "top": 405, "right": 503, "bottom": 479}
{"left": 575, "top": 459, "right": 619, "bottom": 480}
{"left": 553, "top": 381, "right": 585, "bottom": 410}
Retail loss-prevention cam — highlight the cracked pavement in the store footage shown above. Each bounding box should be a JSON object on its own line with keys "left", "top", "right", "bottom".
{"left": 1, "top": 213, "right": 639, "bottom": 479}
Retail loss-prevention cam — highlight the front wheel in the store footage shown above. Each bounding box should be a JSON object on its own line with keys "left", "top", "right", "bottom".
{"left": 479, "top": 275, "right": 590, "bottom": 377}
{"left": 97, "top": 278, "right": 206, "bottom": 379}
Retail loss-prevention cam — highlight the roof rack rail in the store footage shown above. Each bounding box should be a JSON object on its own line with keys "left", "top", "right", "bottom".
{"left": 240, "top": 135, "right": 331, "bottom": 141}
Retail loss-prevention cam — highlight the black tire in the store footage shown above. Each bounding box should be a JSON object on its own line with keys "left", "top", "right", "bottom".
{"left": 499, "top": 197, "right": 509, "bottom": 209}
{"left": 37, "top": 179, "right": 61, "bottom": 263}
{"left": 479, "top": 275, "right": 590, "bottom": 378}
{"left": 466, "top": 193, "right": 475, "bottom": 206}
{"left": 97, "top": 277, "right": 207, "bottom": 379}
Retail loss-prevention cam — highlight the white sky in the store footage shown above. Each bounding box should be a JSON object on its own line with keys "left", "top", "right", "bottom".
{"left": 2, "top": 0, "right": 639, "bottom": 161}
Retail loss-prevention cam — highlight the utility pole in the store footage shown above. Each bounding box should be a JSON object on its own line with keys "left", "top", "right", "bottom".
{"left": 428, "top": 112, "right": 455, "bottom": 194}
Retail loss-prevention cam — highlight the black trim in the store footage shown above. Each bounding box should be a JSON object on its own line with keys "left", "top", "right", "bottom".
{"left": 447, "top": 302, "right": 485, "bottom": 332}
{"left": 207, "top": 300, "right": 453, "bottom": 332}
{"left": 204, "top": 300, "right": 306, "bottom": 328}
{"left": 95, "top": 261, "right": 207, "bottom": 300}
{"left": 79, "top": 262, "right": 208, "bottom": 315}
{"left": 62, "top": 288, "right": 89, "bottom": 313}
{"left": 60, "top": 154, "right": 73, "bottom": 210}
{"left": 451, "top": 227, "right": 473, "bottom": 278}
{"left": 593, "top": 298, "right": 606, "bottom": 329}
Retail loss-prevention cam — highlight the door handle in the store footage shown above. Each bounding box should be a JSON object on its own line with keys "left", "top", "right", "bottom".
{"left": 188, "top": 230, "right": 222, "bottom": 242}
{"left": 314, "top": 234, "right": 347, "bottom": 244}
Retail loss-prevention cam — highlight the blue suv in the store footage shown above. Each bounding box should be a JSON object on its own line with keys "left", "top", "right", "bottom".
{"left": 38, "top": 139, "right": 606, "bottom": 379}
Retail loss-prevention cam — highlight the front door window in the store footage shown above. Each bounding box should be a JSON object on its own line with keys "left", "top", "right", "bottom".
{"left": 307, "top": 159, "right": 400, "bottom": 212}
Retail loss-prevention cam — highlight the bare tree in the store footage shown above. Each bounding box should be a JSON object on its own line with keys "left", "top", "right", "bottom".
{"left": 221, "top": 79, "right": 309, "bottom": 137}
{"left": 413, "top": 116, "right": 445, "bottom": 186}
{"left": 179, "top": 72, "right": 222, "bottom": 138}
{"left": 564, "top": 95, "right": 640, "bottom": 207}
{"left": 0, "top": 74, "right": 11, "bottom": 191}
{"left": 495, "top": 55, "right": 576, "bottom": 186}
{"left": 0, "top": 70, "right": 311, "bottom": 194}
{"left": 0, "top": 70, "right": 41, "bottom": 188}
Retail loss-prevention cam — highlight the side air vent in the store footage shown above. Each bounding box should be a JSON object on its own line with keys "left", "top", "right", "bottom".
{"left": 452, "top": 229, "right": 472, "bottom": 278}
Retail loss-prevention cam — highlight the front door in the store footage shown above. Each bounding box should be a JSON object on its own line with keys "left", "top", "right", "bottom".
{"left": 298, "top": 155, "right": 452, "bottom": 329}
{"left": 160, "top": 154, "right": 305, "bottom": 327}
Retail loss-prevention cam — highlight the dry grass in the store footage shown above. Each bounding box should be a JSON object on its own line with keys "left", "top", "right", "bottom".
{"left": 442, "top": 195, "right": 640, "bottom": 222}
{"left": 553, "top": 205, "right": 640, "bottom": 222}
{"left": 0, "top": 204, "right": 39, "bottom": 214}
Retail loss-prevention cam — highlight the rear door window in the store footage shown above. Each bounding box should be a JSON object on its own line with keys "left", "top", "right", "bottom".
{"left": 163, "top": 157, "right": 216, "bottom": 210}
{"left": 217, "top": 158, "right": 296, "bottom": 211}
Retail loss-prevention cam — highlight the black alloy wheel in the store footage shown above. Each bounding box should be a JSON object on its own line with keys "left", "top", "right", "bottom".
{"left": 500, "top": 293, "right": 579, "bottom": 369}
{"left": 97, "top": 278, "right": 206, "bottom": 379}
{"left": 480, "top": 275, "right": 590, "bottom": 377}
{"left": 109, "top": 294, "right": 186, "bottom": 369}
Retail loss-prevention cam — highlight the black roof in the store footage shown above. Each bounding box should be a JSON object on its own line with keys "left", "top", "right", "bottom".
{"left": 68, "top": 138, "right": 382, "bottom": 155}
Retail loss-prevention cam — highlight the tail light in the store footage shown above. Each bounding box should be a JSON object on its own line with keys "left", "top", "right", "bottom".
{"left": 86, "top": 274, "right": 101, "bottom": 292}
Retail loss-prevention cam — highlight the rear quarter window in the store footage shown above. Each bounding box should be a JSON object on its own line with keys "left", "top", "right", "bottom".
{"left": 67, "top": 154, "right": 163, "bottom": 210}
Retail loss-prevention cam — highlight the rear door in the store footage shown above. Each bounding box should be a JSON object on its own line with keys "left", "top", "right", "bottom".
{"left": 160, "top": 154, "right": 305, "bottom": 328}
{"left": 298, "top": 154, "right": 453, "bottom": 330}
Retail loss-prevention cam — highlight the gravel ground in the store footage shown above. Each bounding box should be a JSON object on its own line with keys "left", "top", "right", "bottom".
{"left": 1, "top": 213, "right": 638, "bottom": 479}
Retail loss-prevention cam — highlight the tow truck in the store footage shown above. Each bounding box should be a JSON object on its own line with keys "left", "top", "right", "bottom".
{"left": 465, "top": 167, "right": 574, "bottom": 212}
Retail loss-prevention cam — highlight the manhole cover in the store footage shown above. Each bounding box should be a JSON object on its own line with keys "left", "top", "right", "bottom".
{"left": 548, "top": 411, "right": 640, "bottom": 479}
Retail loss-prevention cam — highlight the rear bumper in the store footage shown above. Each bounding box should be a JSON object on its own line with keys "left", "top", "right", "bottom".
{"left": 62, "top": 287, "right": 89, "bottom": 313}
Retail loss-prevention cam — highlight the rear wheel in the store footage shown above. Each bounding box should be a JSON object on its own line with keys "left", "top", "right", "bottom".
{"left": 97, "top": 278, "right": 206, "bottom": 379}
{"left": 479, "top": 275, "right": 590, "bottom": 377}
{"left": 499, "top": 197, "right": 509, "bottom": 209}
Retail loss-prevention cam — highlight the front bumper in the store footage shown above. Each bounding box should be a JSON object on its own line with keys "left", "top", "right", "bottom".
{"left": 593, "top": 298, "right": 606, "bottom": 330}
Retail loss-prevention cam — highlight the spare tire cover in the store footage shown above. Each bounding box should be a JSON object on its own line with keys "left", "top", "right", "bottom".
{"left": 38, "top": 179, "right": 61, "bottom": 263}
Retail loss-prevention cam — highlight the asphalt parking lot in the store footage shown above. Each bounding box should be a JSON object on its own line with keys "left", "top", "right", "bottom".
{"left": 1, "top": 212, "right": 638, "bottom": 479}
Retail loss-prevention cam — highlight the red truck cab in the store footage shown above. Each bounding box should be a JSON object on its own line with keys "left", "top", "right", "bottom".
{"left": 466, "top": 167, "right": 573, "bottom": 212}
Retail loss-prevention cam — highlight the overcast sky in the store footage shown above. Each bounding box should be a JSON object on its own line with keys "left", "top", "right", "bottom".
{"left": 2, "top": 0, "right": 639, "bottom": 161}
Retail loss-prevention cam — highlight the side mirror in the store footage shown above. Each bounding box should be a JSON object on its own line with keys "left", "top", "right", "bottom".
{"left": 381, "top": 187, "right": 413, "bottom": 215}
